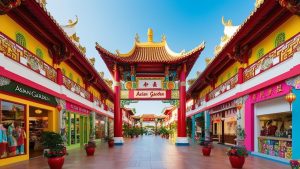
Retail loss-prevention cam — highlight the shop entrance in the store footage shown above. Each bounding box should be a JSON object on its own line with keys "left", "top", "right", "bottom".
{"left": 29, "top": 106, "right": 50, "bottom": 158}
{"left": 65, "top": 112, "right": 89, "bottom": 147}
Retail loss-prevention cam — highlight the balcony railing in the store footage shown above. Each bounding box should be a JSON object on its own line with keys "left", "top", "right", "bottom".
{"left": 0, "top": 32, "right": 57, "bottom": 82}
{"left": 63, "top": 75, "right": 91, "bottom": 100}
{"left": 243, "top": 33, "right": 300, "bottom": 82}
{"left": 208, "top": 74, "right": 238, "bottom": 101}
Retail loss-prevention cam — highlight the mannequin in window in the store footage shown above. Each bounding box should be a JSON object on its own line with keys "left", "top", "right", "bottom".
{"left": 0, "top": 123, "right": 8, "bottom": 158}
{"left": 7, "top": 123, "right": 17, "bottom": 156}
{"left": 15, "top": 124, "right": 26, "bottom": 155}
{"left": 266, "top": 120, "right": 277, "bottom": 136}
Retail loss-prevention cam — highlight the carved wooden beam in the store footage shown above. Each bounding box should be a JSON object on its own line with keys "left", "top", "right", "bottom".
{"left": 50, "top": 45, "right": 73, "bottom": 65}
{"left": 0, "top": 0, "right": 21, "bottom": 15}
{"left": 279, "top": 0, "right": 300, "bottom": 15}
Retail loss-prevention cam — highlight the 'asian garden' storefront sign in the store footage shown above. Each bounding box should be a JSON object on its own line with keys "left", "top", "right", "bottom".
{"left": 0, "top": 76, "right": 57, "bottom": 105}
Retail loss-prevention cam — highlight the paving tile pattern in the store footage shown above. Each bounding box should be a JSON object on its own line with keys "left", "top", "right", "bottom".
{"left": 1, "top": 136, "right": 290, "bottom": 169}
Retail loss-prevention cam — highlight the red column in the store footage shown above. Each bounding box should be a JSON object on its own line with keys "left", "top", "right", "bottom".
{"left": 114, "top": 64, "right": 122, "bottom": 138}
{"left": 178, "top": 64, "right": 187, "bottom": 137}
{"left": 237, "top": 67, "right": 244, "bottom": 84}
{"left": 56, "top": 68, "right": 63, "bottom": 85}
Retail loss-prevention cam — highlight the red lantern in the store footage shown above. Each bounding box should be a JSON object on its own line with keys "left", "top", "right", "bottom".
{"left": 285, "top": 90, "right": 296, "bottom": 111}
{"left": 57, "top": 105, "right": 62, "bottom": 112}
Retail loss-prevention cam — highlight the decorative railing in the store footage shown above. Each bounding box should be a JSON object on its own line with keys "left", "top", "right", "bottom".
{"left": 243, "top": 33, "right": 300, "bottom": 82}
{"left": 196, "top": 96, "right": 206, "bottom": 108}
{"left": 0, "top": 32, "right": 57, "bottom": 82}
{"left": 63, "top": 75, "right": 91, "bottom": 100}
{"left": 208, "top": 74, "right": 238, "bottom": 101}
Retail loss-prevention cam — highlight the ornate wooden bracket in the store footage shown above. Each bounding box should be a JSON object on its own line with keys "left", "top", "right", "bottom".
{"left": 228, "top": 45, "right": 251, "bottom": 64}
{"left": 0, "top": 0, "right": 22, "bottom": 15}
{"left": 279, "top": 0, "right": 300, "bottom": 15}
{"left": 50, "top": 45, "right": 73, "bottom": 65}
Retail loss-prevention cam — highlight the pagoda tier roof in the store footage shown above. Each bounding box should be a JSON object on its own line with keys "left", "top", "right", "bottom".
{"left": 96, "top": 29, "right": 205, "bottom": 76}
{"left": 187, "top": 0, "right": 292, "bottom": 97}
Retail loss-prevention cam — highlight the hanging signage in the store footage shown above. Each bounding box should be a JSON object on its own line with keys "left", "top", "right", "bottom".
{"left": 121, "top": 89, "right": 179, "bottom": 100}
{"left": 0, "top": 76, "right": 57, "bottom": 105}
{"left": 249, "top": 82, "right": 291, "bottom": 103}
{"left": 66, "top": 102, "right": 90, "bottom": 115}
{"left": 134, "top": 90, "right": 166, "bottom": 99}
{"left": 137, "top": 77, "right": 163, "bottom": 89}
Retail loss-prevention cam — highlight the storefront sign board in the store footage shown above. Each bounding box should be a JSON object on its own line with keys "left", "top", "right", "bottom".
{"left": 66, "top": 102, "right": 90, "bottom": 115}
{"left": 0, "top": 76, "right": 57, "bottom": 105}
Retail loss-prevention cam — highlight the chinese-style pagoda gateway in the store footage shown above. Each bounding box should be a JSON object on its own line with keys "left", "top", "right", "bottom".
{"left": 96, "top": 29, "right": 205, "bottom": 145}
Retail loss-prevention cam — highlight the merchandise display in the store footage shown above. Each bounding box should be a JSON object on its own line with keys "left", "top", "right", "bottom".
{"left": 257, "top": 112, "right": 292, "bottom": 159}
{"left": 0, "top": 101, "right": 26, "bottom": 158}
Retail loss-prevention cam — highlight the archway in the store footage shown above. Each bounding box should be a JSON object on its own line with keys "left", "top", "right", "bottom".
{"left": 96, "top": 28, "right": 204, "bottom": 146}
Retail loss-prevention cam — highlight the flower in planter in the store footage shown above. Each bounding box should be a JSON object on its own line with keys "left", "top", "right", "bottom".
{"left": 290, "top": 160, "right": 300, "bottom": 169}
{"left": 200, "top": 140, "right": 213, "bottom": 148}
{"left": 227, "top": 146, "right": 248, "bottom": 157}
{"left": 84, "top": 141, "right": 96, "bottom": 149}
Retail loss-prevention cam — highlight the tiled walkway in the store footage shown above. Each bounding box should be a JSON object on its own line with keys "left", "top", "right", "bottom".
{"left": 1, "top": 136, "right": 290, "bottom": 169}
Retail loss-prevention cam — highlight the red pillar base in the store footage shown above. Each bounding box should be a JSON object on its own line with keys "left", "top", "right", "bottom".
{"left": 175, "top": 137, "right": 190, "bottom": 146}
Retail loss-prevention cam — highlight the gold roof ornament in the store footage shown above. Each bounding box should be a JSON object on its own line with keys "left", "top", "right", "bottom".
{"left": 78, "top": 45, "right": 86, "bottom": 54}
{"left": 98, "top": 72, "right": 104, "bottom": 78}
{"left": 64, "top": 15, "right": 79, "bottom": 28}
{"left": 255, "top": 0, "right": 264, "bottom": 8}
{"left": 135, "top": 33, "right": 140, "bottom": 42}
{"left": 222, "top": 16, "right": 233, "bottom": 26}
{"left": 39, "top": 0, "right": 47, "bottom": 8}
{"left": 70, "top": 33, "right": 80, "bottom": 42}
{"left": 205, "top": 57, "right": 212, "bottom": 66}
{"left": 89, "top": 57, "right": 95, "bottom": 66}
{"left": 161, "top": 34, "right": 166, "bottom": 42}
{"left": 147, "top": 28, "right": 153, "bottom": 42}
{"left": 196, "top": 71, "right": 201, "bottom": 77}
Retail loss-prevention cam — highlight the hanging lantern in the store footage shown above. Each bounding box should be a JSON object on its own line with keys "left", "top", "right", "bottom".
{"left": 57, "top": 105, "right": 62, "bottom": 112}
{"left": 285, "top": 90, "right": 296, "bottom": 111}
{"left": 236, "top": 103, "right": 243, "bottom": 110}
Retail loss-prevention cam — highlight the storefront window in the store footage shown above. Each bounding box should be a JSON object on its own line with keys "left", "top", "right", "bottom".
{"left": 257, "top": 112, "right": 292, "bottom": 159}
{"left": 95, "top": 114, "right": 106, "bottom": 139}
{"left": 0, "top": 101, "right": 26, "bottom": 159}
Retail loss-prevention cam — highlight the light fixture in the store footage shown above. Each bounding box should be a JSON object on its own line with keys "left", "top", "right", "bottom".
{"left": 35, "top": 109, "right": 42, "bottom": 114}
{"left": 235, "top": 103, "right": 243, "bottom": 110}
{"left": 285, "top": 90, "right": 296, "bottom": 111}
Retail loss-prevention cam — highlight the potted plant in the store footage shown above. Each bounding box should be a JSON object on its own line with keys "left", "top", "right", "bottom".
{"left": 41, "top": 131, "right": 67, "bottom": 169}
{"left": 227, "top": 146, "right": 248, "bottom": 169}
{"left": 200, "top": 140, "right": 212, "bottom": 156}
{"left": 290, "top": 160, "right": 300, "bottom": 169}
{"left": 84, "top": 140, "right": 96, "bottom": 156}
{"left": 105, "top": 136, "right": 114, "bottom": 147}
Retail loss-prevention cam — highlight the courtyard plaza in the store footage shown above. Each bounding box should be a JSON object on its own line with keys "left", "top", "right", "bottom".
{"left": 1, "top": 136, "right": 290, "bottom": 169}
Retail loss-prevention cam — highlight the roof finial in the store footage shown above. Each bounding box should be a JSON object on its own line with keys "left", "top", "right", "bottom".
{"left": 148, "top": 28, "right": 153, "bottom": 42}
{"left": 135, "top": 33, "right": 140, "bottom": 42}
{"left": 222, "top": 16, "right": 232, "bottom": 26}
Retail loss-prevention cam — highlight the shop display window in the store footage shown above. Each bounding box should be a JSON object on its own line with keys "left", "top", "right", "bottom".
{"left": 95, "top": 114, "right": 106, "bottom": 139}
{"left": 0, "top": 100, "right": 26, "bottom": 159}
{"left": 257, "top": 112, "right": 292, "bottom": 159}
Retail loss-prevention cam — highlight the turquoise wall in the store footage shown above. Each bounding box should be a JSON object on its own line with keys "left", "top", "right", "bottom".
{"left": 292, "top": 88, "right": 300, "bottom": 159}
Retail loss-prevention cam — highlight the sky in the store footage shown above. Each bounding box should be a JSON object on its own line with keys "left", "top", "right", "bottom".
{"left": 47, "top": 0, "right": 255, "bottom": 115}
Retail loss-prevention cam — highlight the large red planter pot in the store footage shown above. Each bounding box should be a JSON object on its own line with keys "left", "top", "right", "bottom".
{"left": 202, "top": 147, "right": 211, "bottom": 156}
{"left": 229, "top": 156, "right": 245, "bottom": 169}
{"left": 48, "top": 156, "right": 65, "bottom": 169}
{"left": 108, "top": 140, "right": 114, "bottom": 148}
{"left": 85, "top": 147, "right": 95, "bottom": 156}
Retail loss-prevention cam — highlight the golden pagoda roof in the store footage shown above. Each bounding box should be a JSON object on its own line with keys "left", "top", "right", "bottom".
{"left": 96, "top": 29, "right": 205, "bottom": 64}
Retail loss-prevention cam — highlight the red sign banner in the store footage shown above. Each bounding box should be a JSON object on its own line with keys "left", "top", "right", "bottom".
{"left": 66, "top": 102, "right": 90, "bottom": 115}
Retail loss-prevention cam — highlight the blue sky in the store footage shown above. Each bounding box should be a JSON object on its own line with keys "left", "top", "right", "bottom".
{"left": 47, "top": 0, "right": 255, "bottom": 115}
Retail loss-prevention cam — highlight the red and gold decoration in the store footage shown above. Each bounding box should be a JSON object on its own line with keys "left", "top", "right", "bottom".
{"left": 279, "top": 0, "right": 300, "bottom": 15}
{"left": 235, "top": 103, "right": 243, "bottom": 110}
{"left": 0, "top": 0, "right": 22, "bottom": 15}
